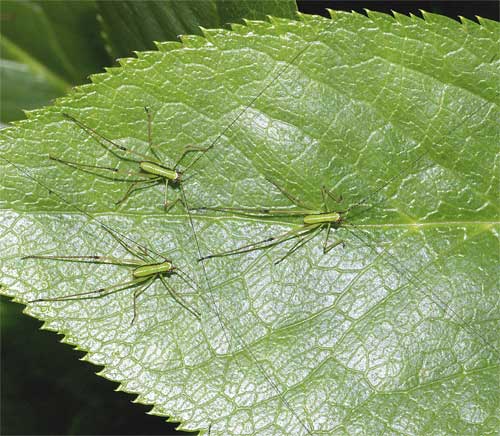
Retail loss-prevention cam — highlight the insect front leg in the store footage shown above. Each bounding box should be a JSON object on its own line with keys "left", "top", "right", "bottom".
{"left": 163, "top": 179, "right": 183, "bottom": 211}
{"left": 175, "top": 144, "right": 212, "bottom": 168}
{"left": 159, "top": 275, "right": 201, "bottom": 319}
{"left": 321, "top": 185, "right": 343, "bottom": 205}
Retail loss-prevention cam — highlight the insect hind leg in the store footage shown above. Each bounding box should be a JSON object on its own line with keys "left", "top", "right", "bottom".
{"left": 115, "top": 179, "right": 160, "bottom": 206}
{"left": 29, "top": 277, "right": 146, "bottom": 304}
{"left": 198, "top": 225, "right": 316, "bottom": 262}
{"left": 274, "top": 228, "right": 319, "bottom": 265}
{"left": 50, "top": 155, "right": 152, "bottom": 183}
{"left": 322, "top": 222, "right": 345, "bottom": 253}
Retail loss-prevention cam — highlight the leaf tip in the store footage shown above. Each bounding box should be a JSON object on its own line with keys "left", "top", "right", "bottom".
{"left": 155, "top": 40, "right": 184, "bottom": 52}
{"left": 325, "top": 8, "right": 337, "bottom": 20}
{"left": 474, "top": 15, "right": 492, "bottom": 26}
{"left": 419, "top": 9, "right": 429, "bottom": 19}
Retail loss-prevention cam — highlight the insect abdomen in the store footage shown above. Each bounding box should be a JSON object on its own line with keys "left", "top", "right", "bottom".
{"left": 303, "top": 212, "right": 341, "bottom": 225}
{"left": 133, "top": 261, "right": 173, "bottom": 277}
{"left": 140, "top": 161, "right": 179, "bottom": 180}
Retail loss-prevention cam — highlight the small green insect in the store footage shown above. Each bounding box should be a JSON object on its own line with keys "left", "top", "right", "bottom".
{"left": 25, "top": 227, "right": 200, "bottom": 324}
{"left": 195, "top": 183, "right": 362, "bottom": 264}
{"left": 53, "top": 108, "right": 209, "bottom": 210}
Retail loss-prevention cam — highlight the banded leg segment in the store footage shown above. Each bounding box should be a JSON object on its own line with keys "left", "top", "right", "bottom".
{"left": 274, "top": 227, "right": 320, "bottom": 265}
{"left": 23, "top": 254, "right": 145, "bottom": 267}
{"left": 199, "top": 224, "right": 320, "bottom": 261}
{"left": 29, "top": 277, "right": 148, "bottom": 303}
{"left": 159, "top": 275, "right": 200, "bottom": 319}
{"left": 193, "top": 206, "right": 315, "bottom": 216}
{"left": 50, "top": 155, "right": 156, "bottom": 183}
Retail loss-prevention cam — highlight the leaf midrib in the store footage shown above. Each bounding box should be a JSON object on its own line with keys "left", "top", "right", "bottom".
{"left": 7, "top": 211, "right": 498, "bottom": 228}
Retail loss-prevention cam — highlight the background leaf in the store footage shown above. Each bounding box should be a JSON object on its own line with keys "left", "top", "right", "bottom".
{"left": 1, "top": 10, "right": 499, "bottom": 436}
{"left": 1, "top": 293, "right": 176, "bottom": 435}
{"left": 0, "top": 0, "right": 296, "bottom": 123}
{"left": 97, "top": 0, "right": 297, "bottom": 59}
{"left": 0, "top": 0, "right": 109, "bottom": 122}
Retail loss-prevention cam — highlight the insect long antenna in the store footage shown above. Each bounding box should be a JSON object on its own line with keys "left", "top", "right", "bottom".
{"left": 180, "top": 185, "right": 313, "bottom": 433}
{"left": 345, "top": 100, "right": 493, "bottom": 222}
{"left": 1, "top": 157, "right": 165, "bottom": 264}
{"left": 62, "top": 112, "right": 154, "bottom": 164}
{"left": 175, "top": 267, "right": 198, "bottom": 292}
{"left": 181, "top": 27, "right": 332, "bottom": 183}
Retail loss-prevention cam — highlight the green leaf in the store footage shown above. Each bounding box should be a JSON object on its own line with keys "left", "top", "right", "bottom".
{"left": 97, "top": 0, "right": 298, "bottom": 59}
{"left": 1, "top": 11, "right": 499, "bottom": 435}
{"left": 0, "top": 57, "right": 64, "bottom": 124}
{"left": 0, "top": 1, "right": 108, "bottom": 83}
{"left": 0, "top": 0, "right": 295, "bottom": 123}
{"left": 0, "top": 0, "right": 110, "bottom": 122}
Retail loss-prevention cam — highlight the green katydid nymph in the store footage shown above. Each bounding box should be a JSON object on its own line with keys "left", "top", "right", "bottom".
{"left": 194, "top": 96, "right": 493, "bottom": 266}
{"left": 195, "top": 184, "right": 355, "bottom": 265}
{"left": 52, "top": 108, "right": 208, "bottom": 210}
{"left": 25, "top": 236, "right": 200, "bottom": 325}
